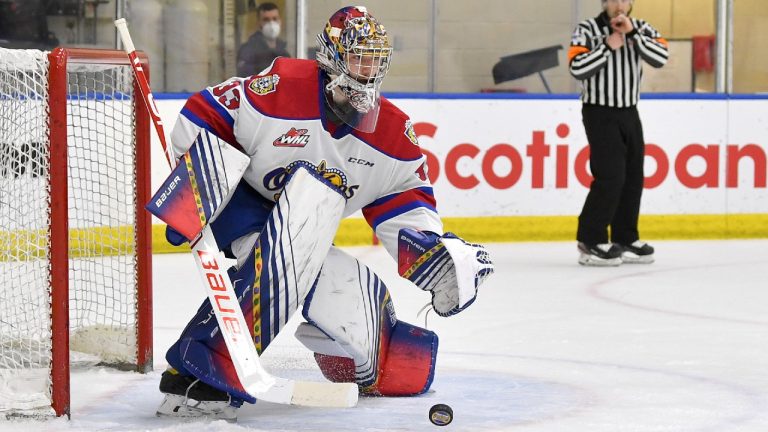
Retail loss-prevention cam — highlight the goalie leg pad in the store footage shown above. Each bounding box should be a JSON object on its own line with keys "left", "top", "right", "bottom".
{"left": 177, "top": 338, "right": 254, "bottom": 404}
{"left": 165, "top": 167, "right": 345, "bottom": 401}
{"left": 369, "top": 320, "right": 438, "bottom": 396}
{"left": 302, "top": 321, "right": 438, "bottom": 396}
{"left": 298, "top": 247, "right": 438, "bottom": 396}
{"left": 164, "top": 262, "right": 257, "bottom": 404}
{"left": 301, "top": 247, "right": 394, "bottom": 389}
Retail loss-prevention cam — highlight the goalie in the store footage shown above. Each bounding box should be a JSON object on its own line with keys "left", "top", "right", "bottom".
{"left": 156, "top": 6, "right": 494, "bottom": 420}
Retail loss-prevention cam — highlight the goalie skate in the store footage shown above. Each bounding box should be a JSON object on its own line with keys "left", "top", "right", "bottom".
{"left": 156, "top": 394, "right": 238, "bottom": 422}
{"left": 156, "top": 370, "right": 241, "bottom": 422}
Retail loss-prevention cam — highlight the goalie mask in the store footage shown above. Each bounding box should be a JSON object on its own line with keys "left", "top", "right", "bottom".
{"left": 316, "top": 6, "right": 392, "bottom": 133}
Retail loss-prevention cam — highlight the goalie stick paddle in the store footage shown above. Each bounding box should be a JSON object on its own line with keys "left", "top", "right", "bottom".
{"left": 115, "top": 18, "right": 358, "bottom": 408}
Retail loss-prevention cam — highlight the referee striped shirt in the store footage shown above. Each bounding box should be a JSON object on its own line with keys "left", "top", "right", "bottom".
{"left": 569, "top": 12, "right": 669, "bottom": 108}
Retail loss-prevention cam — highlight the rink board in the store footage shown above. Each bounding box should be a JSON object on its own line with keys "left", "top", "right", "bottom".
{"left": 145, "top": 94, "right": 768, "bottom": 248}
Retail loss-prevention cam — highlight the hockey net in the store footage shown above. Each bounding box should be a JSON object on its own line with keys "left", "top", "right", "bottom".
{"left": 0, "top": 47, "right": 152, "bottom": 418}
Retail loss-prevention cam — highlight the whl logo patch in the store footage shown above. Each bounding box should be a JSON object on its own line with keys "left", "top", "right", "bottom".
{"left": 273, "top": 128, "right": 310, "bottom": 147}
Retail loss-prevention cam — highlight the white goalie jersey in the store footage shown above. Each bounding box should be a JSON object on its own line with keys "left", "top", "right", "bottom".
{"left": 170, "top": 57, "right": 443, "bottom": 257}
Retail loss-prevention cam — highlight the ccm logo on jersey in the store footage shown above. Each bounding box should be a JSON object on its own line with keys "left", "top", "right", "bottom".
{"left": 248, "top": 74, "right": 280, "bottom": 95}
{"left": 348, "top": 157, "right": 374, "bottom": 167}
{"left": 274, "top": 128, "right": 310, "bottom": 147}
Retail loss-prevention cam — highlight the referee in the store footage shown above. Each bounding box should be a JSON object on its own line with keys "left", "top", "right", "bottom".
{"left": 568, "top": 0, "right": 668, "bottom": 266}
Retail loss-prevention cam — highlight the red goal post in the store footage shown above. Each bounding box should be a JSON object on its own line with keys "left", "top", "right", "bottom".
{"left": 0, "top": 47, "right": 153, "bottom": 418}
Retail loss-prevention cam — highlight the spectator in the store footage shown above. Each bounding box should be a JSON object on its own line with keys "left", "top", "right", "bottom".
{"left": 236, "top": 2, "right": 290, "bottom": 76}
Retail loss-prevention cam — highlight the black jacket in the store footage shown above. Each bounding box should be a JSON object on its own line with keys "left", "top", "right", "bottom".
{"left": 236, "top": 31, "right": 290, "bottom": 77}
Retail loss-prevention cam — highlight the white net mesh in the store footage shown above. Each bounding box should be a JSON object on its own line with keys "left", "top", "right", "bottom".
{"left": 0, "top": 48, "right": 141, "bottom": 416}
{"left": 0, "top": 48, "right": 53, "bottom": 416}
{"left": 66, "top": 63, "right": 138, "bottom": 367}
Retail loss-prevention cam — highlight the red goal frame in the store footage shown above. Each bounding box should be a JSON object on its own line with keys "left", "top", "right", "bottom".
{"left": 46, "top": 47, "right": 153, "bottom": 417}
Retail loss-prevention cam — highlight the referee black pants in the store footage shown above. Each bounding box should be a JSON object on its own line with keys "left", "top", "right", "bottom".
{"left": 577, "top": 104, "right": 645, "bottom": 246}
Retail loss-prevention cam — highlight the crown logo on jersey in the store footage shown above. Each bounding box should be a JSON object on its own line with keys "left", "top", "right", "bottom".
{"left": 404, "top": 120, "right": 419, "bottom": 146}
{"left": 248, "top": 74, "right": 280, "bottom": 96}
{"left": 274, "top": 128, "right": 310, "bottom": 148}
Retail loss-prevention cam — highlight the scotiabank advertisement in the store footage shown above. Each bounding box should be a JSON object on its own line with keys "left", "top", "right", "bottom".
{"left": 154, "top": 97, "right": 768, "bottom": 217}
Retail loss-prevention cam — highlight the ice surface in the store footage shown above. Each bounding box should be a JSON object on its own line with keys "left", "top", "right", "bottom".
{"left": 2, "top": 240, "right": 766, "bottom": 431}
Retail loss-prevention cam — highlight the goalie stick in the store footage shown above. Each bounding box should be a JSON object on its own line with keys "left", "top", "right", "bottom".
{"left": 115, "top": 18, "right": 358, "bottom": 408}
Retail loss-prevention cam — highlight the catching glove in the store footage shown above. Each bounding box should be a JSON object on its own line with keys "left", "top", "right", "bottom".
{"left": 398, "top": 228, "right": 494, "bottom": 317}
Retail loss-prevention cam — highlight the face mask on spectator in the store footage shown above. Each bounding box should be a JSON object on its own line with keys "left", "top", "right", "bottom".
{"left": 262, "top": 21, "right": 280, "bottom": 40}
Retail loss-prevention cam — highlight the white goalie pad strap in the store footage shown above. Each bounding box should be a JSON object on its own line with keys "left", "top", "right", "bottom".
{"left": 440, "top": 237, "right": 479, "bottom": 310}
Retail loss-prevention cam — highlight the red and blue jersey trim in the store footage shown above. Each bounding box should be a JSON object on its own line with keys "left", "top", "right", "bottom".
{"left": 351, "top": 129, "right": 424, "bottom": 162}
{"left": 201, "top": 90, "right": 235, "bottom": 127}
{"left": 346, "top": 96, "right": 424, "bottom": 162}
{"left": 363, "top": 187, "right": 437, "bottom": 231}
{"left": 238, "top": 58, "right": 423, "bottom": 162}
{"left": 180, "top": 91, "right": 241, "bottom": 151}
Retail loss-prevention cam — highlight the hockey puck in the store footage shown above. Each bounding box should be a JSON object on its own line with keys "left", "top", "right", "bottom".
{"left": 429, "top": 403, "right": 453, "bottom": 426}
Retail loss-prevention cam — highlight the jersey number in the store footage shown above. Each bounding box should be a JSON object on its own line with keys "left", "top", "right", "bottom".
{"left": 212, "top": 80, "right": 241, "bottom": 110}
